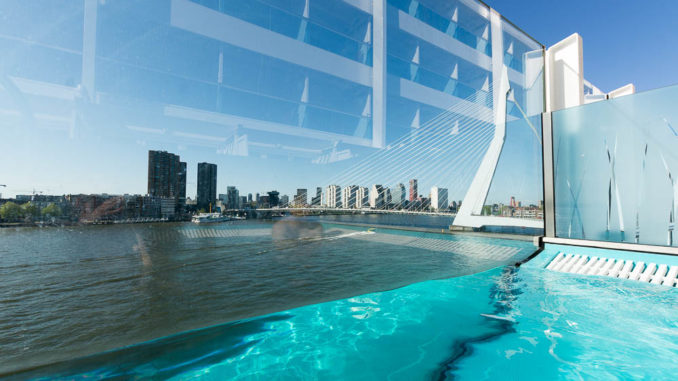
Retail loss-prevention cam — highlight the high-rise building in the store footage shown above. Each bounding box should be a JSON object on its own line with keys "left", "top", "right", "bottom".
{"left": 510, "top": 196, "right": 516, "bottom": 208}
{"left": 370, "top": 184, "right": 386, "bottom": 209}
{"left": 430, "top": 186, "right": 449, "bottom": 211}
{"left": 325, "top": 185, "right": 341, "bottom": 208}
{"left": 147, "top": 150, "right": 185, "bottom": 213}
{"left": 247, "top": 193, "right": 253, "bottom": 203}
{"left": 356, "top": 186, "right": 369, "bottom": 208}
{"left": 391, "top": 183, "right": 406, "bottom": 208}
{"left": 409, "top": 179, "right": 418, "bottom": 202}
{"left": 267, "top": 191, "right": 280, "bottom": 207}
{"left": 226, "top": 186, "right": 239, "bottom": 209}
{"left": 311, "top": 187, "right": 322, "bottom": 206}
{"left": 197, "top": 162, "right": 217, "bottom": 210}
{"left": 280, "top": 194, "right": 289, "bottom": 207}
{"left": 147, "top": 150, "right": 181, "bottom": 198}
{"left": 342, "top": 185, "right": 359, "bottom": 209}
{"left": 293, "top": 188, "right": 308, "bottom": 206}
{"left": 177, "top": 161, "right": 187, "bottom": 210}
{"left": 258, "top": 195, "right": 270, "bottom": 208}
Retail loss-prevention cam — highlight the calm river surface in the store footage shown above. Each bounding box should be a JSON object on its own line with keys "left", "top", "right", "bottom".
{"left": 0, "top": 218, "right": 535, "bottom": 374}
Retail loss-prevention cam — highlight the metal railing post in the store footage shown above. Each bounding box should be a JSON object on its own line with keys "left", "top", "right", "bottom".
{"left": 542, "top": 112, "right": 556, "bottom": 237}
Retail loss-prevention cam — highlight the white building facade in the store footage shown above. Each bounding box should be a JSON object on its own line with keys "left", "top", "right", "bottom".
{"left": 325, "top": 185, "right": 342, "bottom": 208}
{"left": 431, "top": 186, "right": 449, "bottom": 211}
{"left": 342, "top": 185, "right": 359, "bottom": 209}
{"left": 356, "top": 186, "right": 369, "bottom": 208}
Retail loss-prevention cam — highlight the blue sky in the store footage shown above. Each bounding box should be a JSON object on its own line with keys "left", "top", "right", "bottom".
{"left": 488, "top": 0, "right": 678, "bottom": 92}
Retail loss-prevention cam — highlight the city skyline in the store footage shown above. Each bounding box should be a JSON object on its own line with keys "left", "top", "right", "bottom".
{"left": 0, "top": 142, "right": 545, "bottom": 224}
{"left": 0, "top": 129, "right": 544, "bottom": 205}
{"left": 0, "top": 148, "right": 545, "bottom": 208}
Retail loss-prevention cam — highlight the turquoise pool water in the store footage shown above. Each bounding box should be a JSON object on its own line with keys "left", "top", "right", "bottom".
{"left": 8, "top": 245, "right": 678, "bottom": 380}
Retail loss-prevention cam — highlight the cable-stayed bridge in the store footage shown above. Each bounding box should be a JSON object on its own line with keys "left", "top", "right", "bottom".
{"left": 318, "top": 65, "right": 543, "bottom": 230}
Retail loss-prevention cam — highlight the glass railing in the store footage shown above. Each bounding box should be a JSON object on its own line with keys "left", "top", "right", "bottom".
{"left": 0, "top": 0, "right": 545, "bottom": 374}
{"left": 552, "top": 84, "right": 678, "bottom": 246}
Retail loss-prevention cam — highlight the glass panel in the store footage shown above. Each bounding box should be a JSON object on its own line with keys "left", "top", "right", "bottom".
{"left": 477, "top": 19, "right": 544, "bottom": 232}
{"left": 0, "top": 0, "right": 545, "bottom": 373}
{"left": 553, "top": 84, "right": 678, "bottom": 246}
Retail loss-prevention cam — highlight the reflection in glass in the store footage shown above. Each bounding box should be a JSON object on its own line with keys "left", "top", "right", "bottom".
{"left": 0, "top": 0, "right": 547, "bottom": 374}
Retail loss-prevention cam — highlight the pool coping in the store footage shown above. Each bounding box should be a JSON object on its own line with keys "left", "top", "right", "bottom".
{"left": 313, "top": 220, "right": 536, "bottom": 242}
{"left": 539, "top": 236, "right": 678, "bottom": 256}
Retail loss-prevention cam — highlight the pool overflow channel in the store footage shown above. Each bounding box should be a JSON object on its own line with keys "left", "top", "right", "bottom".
{"left": 545, "top": 252, "right": 678, "bottom": 287}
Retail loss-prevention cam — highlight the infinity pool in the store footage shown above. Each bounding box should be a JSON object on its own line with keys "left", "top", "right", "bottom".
{"left": 9, "top": 244, "right": 677, "bottom": 380}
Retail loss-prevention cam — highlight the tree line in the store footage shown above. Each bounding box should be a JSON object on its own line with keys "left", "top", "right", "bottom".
{"left": 0, "top": 202, "right": 62, "bottom": 221}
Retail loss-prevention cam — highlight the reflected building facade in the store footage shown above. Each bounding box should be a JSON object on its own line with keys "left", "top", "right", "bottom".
{"left": 0, "top": 0, "right": 542, "bottom": 161}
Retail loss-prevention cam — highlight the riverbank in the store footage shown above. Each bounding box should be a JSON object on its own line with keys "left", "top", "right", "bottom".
{"left": 0, "top": 217, "right": 188, "bottom": 228}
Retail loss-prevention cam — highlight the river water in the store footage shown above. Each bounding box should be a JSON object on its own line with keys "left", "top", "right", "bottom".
{"left": 0, "top": 218, "right": 536, "bottom": 374}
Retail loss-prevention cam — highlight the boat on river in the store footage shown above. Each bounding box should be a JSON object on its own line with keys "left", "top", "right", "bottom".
{"left": 191, "top": 213, "right": 230, "bottom": 224}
